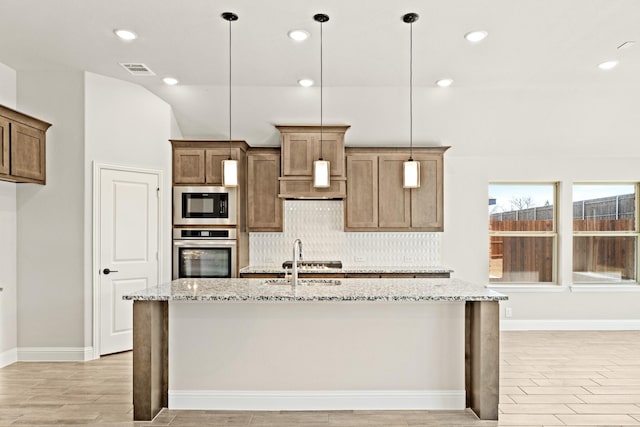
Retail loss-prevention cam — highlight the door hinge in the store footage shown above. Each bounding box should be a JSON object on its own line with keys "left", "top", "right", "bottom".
{"left": 156, "top": 251, "right": 159, "bottom": 261}
{"left": 156, "top": 187, "right": 160, "bottom": 198}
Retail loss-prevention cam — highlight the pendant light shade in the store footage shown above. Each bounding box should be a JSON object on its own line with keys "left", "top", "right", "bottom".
{"left": 402, "top": 12, "right": 420, "bottom": 189}
{"left": 313, "top": 13, "right": 330, "bottom": 188}
{"left": 222, "top": 159, "right": 239, "bottom": 187}
{"left": 313, "top": 159, "right": 330, "bottom": 188}
{"left": 222, "top": 12, "right": 239, "bottom": 187}
{"left": 403, "top": 160, "right": 420, "bottom": 189}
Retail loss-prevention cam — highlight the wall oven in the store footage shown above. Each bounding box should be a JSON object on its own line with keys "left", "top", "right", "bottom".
{"left": 173, "top": 228, "right": 237, "bottom": 279}
{"left": 173, "top": 186, "right": 237, "bottom": 226}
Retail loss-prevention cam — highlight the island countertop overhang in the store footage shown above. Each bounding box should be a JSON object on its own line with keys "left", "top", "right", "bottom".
{"left": 123, "top": 277, "right": 507, "bottom": 302}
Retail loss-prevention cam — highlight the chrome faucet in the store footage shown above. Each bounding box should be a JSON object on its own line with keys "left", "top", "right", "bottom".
{"left": 292, "top": 239, "right": 303, "bottom": 288}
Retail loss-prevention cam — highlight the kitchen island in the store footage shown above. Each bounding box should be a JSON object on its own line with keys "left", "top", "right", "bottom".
{"left": 124, "top": 278, "right": 506, "bottom": 421}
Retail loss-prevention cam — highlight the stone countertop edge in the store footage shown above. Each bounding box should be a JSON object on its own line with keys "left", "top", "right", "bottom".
{"left": 124, "top": 278, "right": 507, "bottom": 302}
{"left": 239, "top": 266, "right": 454, "bottom": 274}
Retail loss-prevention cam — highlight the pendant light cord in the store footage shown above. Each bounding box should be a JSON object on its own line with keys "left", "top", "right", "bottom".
{"left": 228, "top": 16, "right": 232, "bottom": 160}
{"left": 319, "top": 19, "right": 324, "bottom": 160}
{"left": 409, "top": 20, "right": 413, "bottom": 161}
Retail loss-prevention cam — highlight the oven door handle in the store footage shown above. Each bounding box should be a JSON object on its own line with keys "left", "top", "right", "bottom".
{"left": 173, "top": 240, "right": 237, "bottom": 247}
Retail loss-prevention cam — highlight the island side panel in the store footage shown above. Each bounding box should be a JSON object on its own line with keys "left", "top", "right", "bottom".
{"left": 465, "top": 301, "right": 499, "bottom": 420}
{"left": 168, "top": 301, "right": 465, "bottom": 410}
{"left": 133, "top": 300, "right": 168, "bottom": 421}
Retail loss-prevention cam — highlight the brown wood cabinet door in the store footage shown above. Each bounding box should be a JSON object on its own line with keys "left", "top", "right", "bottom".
{"left": 247, "top": 152, "right": 282, "bottom": 231}
{"left": 282, "top": 133, "right": 315, "bottom": 176}
{"left": 205, "top": 149, "right": 230, "bottom": 185}
{"left": 10, "top": 122, "right": 45, "bottom": 182}
{"left": 0, "top": 116, "right": 8, "bottom": 175}
{"left": 378, "top": 155, "right": 411, "bottom": 228}
{"left": 173, "top": 149, "right": 205, "bottom": 184}
{"left": 319, "top": 132, "right": 345, "bottom": 177}
{"left": 410, "top": 154, "right": 443, "bottom": 230}
{"left": 345, "top": 155, "right": 378, "bottom": 228}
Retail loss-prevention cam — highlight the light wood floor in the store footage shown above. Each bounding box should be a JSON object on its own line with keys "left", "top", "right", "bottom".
{"left": 1, "top": 331, "right": 639, "bottom": 426}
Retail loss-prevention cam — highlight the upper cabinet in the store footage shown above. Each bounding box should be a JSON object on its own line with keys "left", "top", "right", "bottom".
{"left": 247, "top": 148, "right": 282, "bottom": 232}
{"left": 0, "top": 105, "right": 52, "bottom": 185}
{"left": 345, "top": 147, "right": 449, "bottom": 232}
{"left": 171, "top": 140, "right": 248, "bottom": 185}
{"left": 276, "top": 125, "right": 349, "bottom": 199}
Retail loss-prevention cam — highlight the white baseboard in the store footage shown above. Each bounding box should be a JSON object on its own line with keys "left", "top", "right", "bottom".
{"left": 0, "top": 347, "right": 18, "bottom": 368}
{"left": 169, "top": 390, "right": 465, "bottom": 411}
{"left": 502, "top": 319, "right": 640, "bottom": 331}
{"left": 17, "top": 346, "right": 94, "bottom": 362}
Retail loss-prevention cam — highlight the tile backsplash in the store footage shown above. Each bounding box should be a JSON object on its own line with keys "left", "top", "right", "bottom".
{"left": 249, "top": 200, "right": 441, "bottom": 267}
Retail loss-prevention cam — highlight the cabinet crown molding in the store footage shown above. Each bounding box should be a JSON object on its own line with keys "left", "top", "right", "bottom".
{"left": 0, "top": 104, "right": 52, "bottom": 131}
{"left": 275, "top": 124, "right": 351, "bottom": 133}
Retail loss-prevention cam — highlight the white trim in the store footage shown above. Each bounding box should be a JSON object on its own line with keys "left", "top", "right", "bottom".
{"left": 501, "top": 319, "right": 640, "bottom": 331}
{"left": 570, "top": 284, "right": 640, "bottom": 292}
{"left": 92, "top": 162, "right": 163, "bottom": 358}
{"left": 487, "top": 284, "right": 566, "bottom": 293}
{"left": 17, "top": 347, "right": 94, "bottom": 361}
{"left": 168, "top": 390, "right": 465, "bottom": 411}
{"left": 0, "top": 347, "right": 17, "bottom": 368}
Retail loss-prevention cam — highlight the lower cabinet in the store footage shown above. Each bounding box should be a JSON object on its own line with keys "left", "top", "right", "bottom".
{"left": 239, "top": 272, "right": 451, "bottom": 279}
{"left": 345, "top": 147, "right": 448, "bottom": 231}
{"left": 247, "top": 149, "right": 282, "bottom": 232}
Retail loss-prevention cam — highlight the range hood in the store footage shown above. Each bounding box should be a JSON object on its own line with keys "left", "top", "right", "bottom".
{"left": 278, "top": 177, "right": 346, "bottom": 199}
{"left": 275, "top": 124, "right": 349, "bottom": 200}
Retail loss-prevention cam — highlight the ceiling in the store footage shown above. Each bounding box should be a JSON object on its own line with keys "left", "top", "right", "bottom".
{"left": 1, "top": 0, "right": 639, "bottom": 150}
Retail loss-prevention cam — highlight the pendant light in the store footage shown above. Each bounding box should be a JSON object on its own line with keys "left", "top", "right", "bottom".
{"left": 402, "top": 12, "right": 420, "bottom": 189}
{"left": 222, "top": 12, "right": 239, "bottom": 187}
{"left": 313, "top": 13, "right": 330, "bottom": 188}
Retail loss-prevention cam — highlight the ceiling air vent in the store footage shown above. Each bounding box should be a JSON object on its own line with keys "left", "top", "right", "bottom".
{"left": 119, "top": 63, "right": 156, "bottom": 76}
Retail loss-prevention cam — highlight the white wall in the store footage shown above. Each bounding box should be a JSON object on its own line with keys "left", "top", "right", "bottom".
{"left": 0, "top": 62, "right": 16, "bottom": 107}
{"left": 84, "top": 72, "right": 178, "bottom": 349}
{"left": 11, "top": 71, "right": 179, "bottom": 358}
{"left": 443, "top": 154, "right": 640, "bottom": 328}
{"left": 0, "top": 180, "right": 17, "bottom": 366}
{"left": 16, "top": 70, "right": 86, "bottom": 352}
{"left": 0, "top": 63, "right": 17, "bottom": 366}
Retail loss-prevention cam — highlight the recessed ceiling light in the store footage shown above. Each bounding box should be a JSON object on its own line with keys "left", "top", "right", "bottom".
{"left": 163, "top": 77, "right": 179, "bottom": 85}
{"left": 598, "top": 60, "right": 619, "bottom": 70}
{"left": 464, "top": 30, "right": 488, "bottom": 43}
{"left": 288, "top": 30, "right": 310, "bottom": 41}
{"left": 298, "top": 79, "right": 314, "bottom": 87}
{"left": 436, "top": 78, "right": 454, "bottom": 87}
{"left": 114, "top": 29, "right": 138, "bottom": 41}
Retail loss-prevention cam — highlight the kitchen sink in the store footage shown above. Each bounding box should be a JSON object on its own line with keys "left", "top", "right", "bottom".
{"left": 281, "top": 260, "right": 342, "bottom": 269}
{"left": 262, "top": 278, "right": 342, "bottom": 286}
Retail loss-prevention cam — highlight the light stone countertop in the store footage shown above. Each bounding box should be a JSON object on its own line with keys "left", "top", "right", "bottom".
{"left": 123, "top": 277, "right": 506, "bottom": 302}
{"left": 239, "top": 265, "right": 454, "bottom": 274}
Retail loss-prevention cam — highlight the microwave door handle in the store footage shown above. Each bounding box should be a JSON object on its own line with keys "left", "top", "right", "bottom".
{"left": 220, "top": 199, "right": 226, "bottom": 214}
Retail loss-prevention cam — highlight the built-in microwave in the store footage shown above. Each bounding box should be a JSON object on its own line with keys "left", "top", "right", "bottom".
{"left": 173, "top": 186, "right": 237, "bottom": 226}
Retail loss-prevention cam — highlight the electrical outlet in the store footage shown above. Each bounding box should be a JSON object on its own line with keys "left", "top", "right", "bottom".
{"left": 403, "top": 256, "right": 414, "bottom": 263}
{"left": 505, "top": 307, "right": 513, "bottom": 318}
{"left": 354, "top": 256, "right": 365, "bottom": 263}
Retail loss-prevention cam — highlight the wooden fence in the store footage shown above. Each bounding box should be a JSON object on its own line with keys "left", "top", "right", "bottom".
{"left": 490, "top": 219, "right": 635, "bottom": 281}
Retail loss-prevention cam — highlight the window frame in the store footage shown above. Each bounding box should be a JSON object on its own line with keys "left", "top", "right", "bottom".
{"left": 572, "top": 182, "right": 639, "bottom": 285}
{"left": 488, "top": 182, "right": 558, "bottom": 285}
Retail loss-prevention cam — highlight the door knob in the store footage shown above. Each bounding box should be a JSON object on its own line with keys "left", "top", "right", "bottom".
{"left": 103, "top": 268, "right": 119, "bottom": 275}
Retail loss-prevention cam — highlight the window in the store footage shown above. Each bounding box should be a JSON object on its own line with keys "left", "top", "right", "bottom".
{"left": 573, "top": 184, "right": 638, "bottom": 283}
{"left": 489, "top": 183, "right": 557, "bottom": 283}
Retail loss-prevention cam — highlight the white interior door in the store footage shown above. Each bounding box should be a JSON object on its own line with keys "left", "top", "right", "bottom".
{"left": 99, "top": 167, "right": 159, "bottom": 355}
